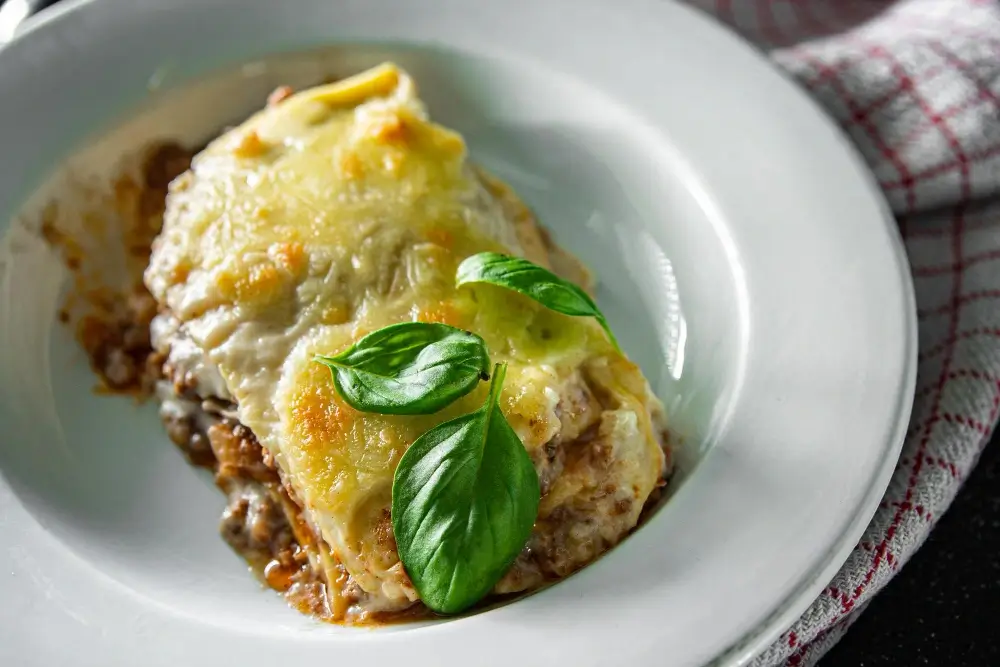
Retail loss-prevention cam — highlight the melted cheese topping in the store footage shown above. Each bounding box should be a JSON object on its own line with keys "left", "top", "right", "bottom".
{"left": 145, "top": 63, "right": 666, "bottom": 616}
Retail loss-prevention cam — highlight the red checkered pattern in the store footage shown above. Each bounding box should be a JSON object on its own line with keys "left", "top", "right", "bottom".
{"left": 684, "top": 0, "right": 1000, "bottom": 664}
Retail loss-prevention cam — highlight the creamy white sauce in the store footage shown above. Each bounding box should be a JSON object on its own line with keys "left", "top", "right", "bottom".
{"left": 151, "top": 313, "right": 231, "bottom": 400}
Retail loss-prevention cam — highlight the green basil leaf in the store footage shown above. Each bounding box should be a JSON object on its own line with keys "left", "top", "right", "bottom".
{"left": 314, "top": 322, "right": 490, "bottom": 415}
{"left": 392, "top": 362, "right": 540, "bottom": 614}
{"left": 456, "top": 251, "right": 620, "bottom": 351}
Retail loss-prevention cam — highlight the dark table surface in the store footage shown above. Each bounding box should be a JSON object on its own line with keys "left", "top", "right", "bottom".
{"left": 6, "top": 1, "right": 999, "bottom": 665}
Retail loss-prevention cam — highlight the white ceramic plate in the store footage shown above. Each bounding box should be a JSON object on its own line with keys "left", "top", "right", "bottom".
{"left": 0, "top": 1, "right": 916, "bottom": 665}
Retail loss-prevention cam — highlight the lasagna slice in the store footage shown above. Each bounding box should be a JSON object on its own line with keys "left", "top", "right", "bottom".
{"left": 144, "top": 63, "right": 671, "bottom": 622}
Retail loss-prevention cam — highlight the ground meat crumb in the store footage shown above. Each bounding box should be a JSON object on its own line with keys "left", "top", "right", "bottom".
{"left": 208, "top": 420, "right": 278, "bottom": 485}
{"left": 143, "top": 142, "right": 194, "bottom": 192}
{"left": 76, "top": 290, "right": 158, "bottom": 394}
{"left": 220, "top": 482, "right": 293, "bottom": 556}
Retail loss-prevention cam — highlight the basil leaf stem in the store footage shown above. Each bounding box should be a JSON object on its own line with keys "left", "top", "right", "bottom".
{"left": 314, "top": 321, "right": 490, "bottom": 415}
{"left": 391, "top": 362, "right": 540, "bottom": 614}
{"left": 456, "top": 251, "right": 620, "bottom": 351}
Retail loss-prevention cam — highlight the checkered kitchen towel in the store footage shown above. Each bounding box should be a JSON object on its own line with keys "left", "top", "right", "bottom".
{"left": 682, "top": 0, "right": 1000, "bottom": 664}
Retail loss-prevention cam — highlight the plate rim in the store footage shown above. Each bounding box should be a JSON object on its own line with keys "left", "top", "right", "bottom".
{"left": 691, "top": 18, "right": 918, "bottom": 665}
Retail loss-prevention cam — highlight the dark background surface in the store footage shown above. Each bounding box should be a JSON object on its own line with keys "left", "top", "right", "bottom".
{"left": 5, "top": 1, "right": 999, "bottom": 665}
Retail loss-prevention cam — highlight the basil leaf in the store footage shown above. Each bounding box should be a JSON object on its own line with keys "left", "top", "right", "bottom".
{"left": 456, "top": 251, "right": 620, "bottom": 351}
{"left": 314, "top": 322, "right": 490, "bottom": 415}
{"left": 392, "top": 362, "right": 540, "bottom": 614}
